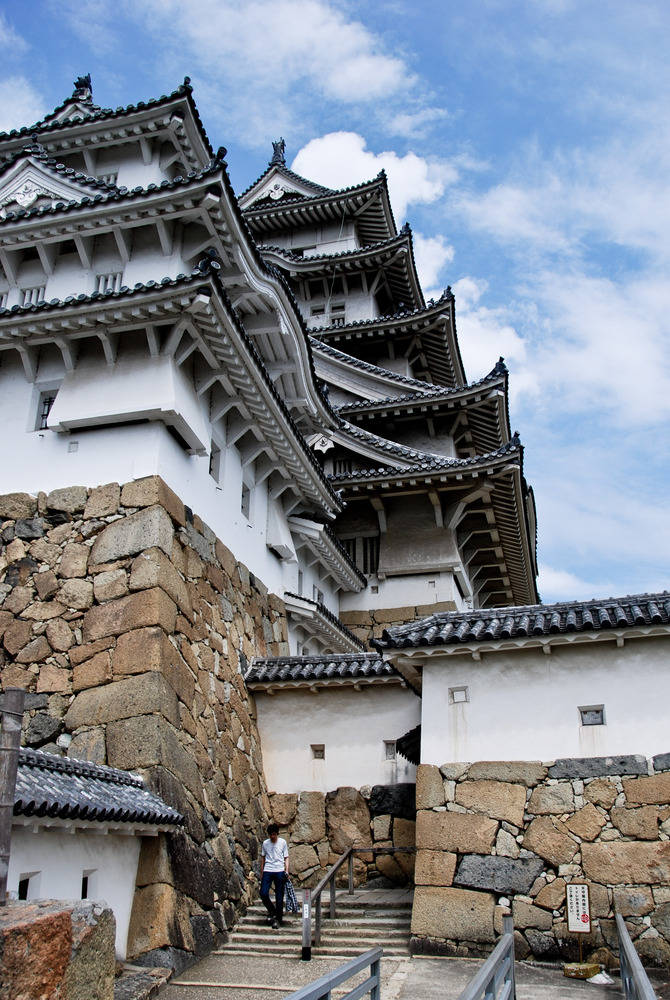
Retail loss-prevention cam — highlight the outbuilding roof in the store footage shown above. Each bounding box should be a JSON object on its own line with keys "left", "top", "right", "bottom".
{"left": 245, "top": 652, "right": 396, "bottom": 686}
{"left": 374, "top": 591, "right": 670, "bottom": 650}
{"left": 14, "top": 748, "right": 183, "bottom": 827}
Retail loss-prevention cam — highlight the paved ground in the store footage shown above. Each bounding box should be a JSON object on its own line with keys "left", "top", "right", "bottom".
{"left": 158, "top": 950, "right": 670, "bottom": 1000}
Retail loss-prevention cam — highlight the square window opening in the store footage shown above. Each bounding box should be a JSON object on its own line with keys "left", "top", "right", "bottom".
{"left": 579, "top": 705, "right": 605, "bottom": 726}
{"left": 384, "top": 740, "right": 397, "bottom": 761}
{"left": 449, "top": 686, "right": 469, "bottom": 705}
{"left": 311, "top": 744, "right": 325, "bottom": 760}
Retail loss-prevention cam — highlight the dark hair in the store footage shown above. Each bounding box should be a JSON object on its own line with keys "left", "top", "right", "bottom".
{"left": 267, "top": 823, "right": 279, "bottom": 835}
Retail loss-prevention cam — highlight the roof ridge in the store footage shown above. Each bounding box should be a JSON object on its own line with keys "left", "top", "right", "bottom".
{"left": 339, "top": 420, "right": 447, "bottom": 463}
{"left": 334, "top": 367, "right": 506, "bottom": 413}
{"left": 259, "top": 229, "right": 409, "bottom": 264}
{"left": 308, "top": 289, "right": 454, "bottom": 335}
{"left": 241, "top": 171, "right": 387, "bottom": 211}
{"left": 19, "top": 746, "right": 143, "bottom": 787}
{"left": 329, "top": 436, "right": 521, "bottom": 482}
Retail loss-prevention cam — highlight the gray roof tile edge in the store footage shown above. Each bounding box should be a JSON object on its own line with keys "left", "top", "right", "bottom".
{"left": 374, "top": 590, "right": 670, "bottom": 649}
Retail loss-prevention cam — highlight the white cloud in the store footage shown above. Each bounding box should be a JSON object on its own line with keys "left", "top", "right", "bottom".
{"left": 537, "top": 565, "right": 617, "bottom": 603}
{"left": 0, "top": 77, "right": 46, "bottom": 133}
{"left": 451, "top": 277, "right": 531, "bottom": 389}
{"left": 412, "top": 233, "right": 453, "bottom": 292}
{"left": 0, "top": 14, "right": 28, "bottom": 52}
{"left": 292, "top": 131, "right": 457, "bottom": 220}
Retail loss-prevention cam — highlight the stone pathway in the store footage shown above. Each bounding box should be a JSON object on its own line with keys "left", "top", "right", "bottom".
{"left": 156, "top": 950, "right": 670, "bottom": 1000}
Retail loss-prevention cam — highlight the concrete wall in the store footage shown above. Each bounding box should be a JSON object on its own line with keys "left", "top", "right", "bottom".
{"left": 255, "top": 684, "right": 420, "bottom": 793}
{"left": 420, "top": 637, "right": 670, "bottom": 764}
{"left": 412, "top": 756, "right": 670, "bottom": 967}
{"left": 8, "top": 826, "right": 141, "bottom": 958}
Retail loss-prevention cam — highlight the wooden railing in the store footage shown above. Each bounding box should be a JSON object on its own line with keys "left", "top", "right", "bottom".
{"left": 300, "top": 845, "right": 413, "bottom": 959}
{"left": 286, "top": 947, "right": 382, "bottom": 1000}
{"left": 616, "top": 913, "right": 658, "bottom": 1000}
{"left": 457, "top": 915, "right": 516, "bottom": 1000}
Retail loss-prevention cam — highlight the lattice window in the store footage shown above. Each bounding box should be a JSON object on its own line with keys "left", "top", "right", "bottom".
{"left": 98, "top": 171, "right": 118, "bottom": 185}
{"left": 361, "top": 535, "right": 380, "bottom": 575}
{"left": 95, "top": 271, "right": 123, "bottom": 294}
{"left": 0, "top": 291, "right": 8, "bottom": 308}
{"left": 21, "top": 286, "right": 46, "bottom": 306}
{"left": 334, "top": 458, "right": 353, "bottom": 475}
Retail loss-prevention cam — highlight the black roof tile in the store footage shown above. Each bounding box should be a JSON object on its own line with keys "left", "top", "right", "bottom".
{"left": 14, "top": 748, "right": 183, "bottom": 826}
{"left": 246, "top": 652, "right": 395, "bottom": 685}
{"left": 374, "top": 591, "right": 670, "bottom": 650}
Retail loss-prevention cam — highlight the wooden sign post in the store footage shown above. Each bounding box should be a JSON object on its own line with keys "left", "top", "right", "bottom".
{"left": 564, "top": 883, "right": 599, "bottom": 978}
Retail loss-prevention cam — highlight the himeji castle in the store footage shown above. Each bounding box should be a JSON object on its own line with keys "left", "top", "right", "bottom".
{"left": 1, "top": 77, "right": 669, "bottom": 972}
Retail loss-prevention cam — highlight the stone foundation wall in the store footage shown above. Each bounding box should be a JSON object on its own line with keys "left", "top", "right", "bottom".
{"left": 268, "top": 783, "right": 416, "bottom": 886}
{"left": 0, "top": 899, "right": 115, "bottom": 1000}
{"left": 0, "top": 478, "right": 289, "bottom": 968}
{"left": 340, "top": 601, "right": 457, "bottom": 648}
{"left": 412, "top": 756, "right": 670, "bottom": 967}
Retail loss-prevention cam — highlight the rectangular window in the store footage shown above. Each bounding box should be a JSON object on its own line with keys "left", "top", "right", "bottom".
{"left": 449, "top": 686, "right": 469, "bottom": 704}
{"left": 21, "top": 285, "right": 46, "bottom": 306}
{"left": 579, "top": 705, "right": 605, "bottom": 726}
{"left": 330, "top": 301, "right": 346, "bottom": 327}
{"left": 0, "top": 291, "right": 8, "bottom": 308}
{"left": 384, "top": 740, "right": 397, "bottom": 761}
{"left": 209, "top": 441, "right": 221, "bottom": 481}
{"left": 297, "top": 569, "right": 303, "bottom": 595}
{"left": 311, "top": 744, "right": 325, "bottom": 760}
{"left": 37, "top": 390, "right": 57, "bottom": 431}
{"left": 98, "top": 171, "right": 118, "bottom": 185}
{"left": 241, "top": 482, "right": 251, "bottom": 521}
{"left": 17, "top": 871, "right": 40, "bottom": 900}
{"left": 81, "top": 874, "right": 89, "bottom": 899}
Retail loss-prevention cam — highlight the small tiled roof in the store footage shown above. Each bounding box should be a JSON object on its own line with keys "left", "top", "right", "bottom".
{"left": 0, "top": 78, "right": 214, "bottom": 158}
{"left": 374, "top": 591, "right": 670, "bottom": 650}
{"left": 328, "top": 435, "right": 521, "bottom": 483}
{"left": 308, "top": 287, "right": 453, "bottom": 335}
{"left": 283, "top": 592, "right": 366, "bottom": 650}
{"left": 246, "top": 653, "right": 396, "bottom": 685}
{"left": 338, "top": 421, "right": 449, "bottom": 466}
{"left": 14, "top": 748, "right": 183, "bottom": 826}
{"left": 311, "top": 338, "right": 437, "bottom": 393}
{"left": 335, "top": 361, "right": 507, "bottom": 416}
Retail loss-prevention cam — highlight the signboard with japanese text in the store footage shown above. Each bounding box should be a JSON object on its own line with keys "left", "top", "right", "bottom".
{"left": 566, "top": 883, "right": 591, "bottom": 933}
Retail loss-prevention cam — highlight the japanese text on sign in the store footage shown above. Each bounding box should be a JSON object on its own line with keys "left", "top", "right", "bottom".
{"left": 566, "top": 883, "right": 591, "bottom": 933}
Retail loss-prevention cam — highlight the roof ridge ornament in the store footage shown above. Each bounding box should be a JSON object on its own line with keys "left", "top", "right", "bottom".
{"left": 72, "top": 73, "right": 92, "bottom": 102}
{"left": 270, "top": 137, "right": 286, "bottom": 167}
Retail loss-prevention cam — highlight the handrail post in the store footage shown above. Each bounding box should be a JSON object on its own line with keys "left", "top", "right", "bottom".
{"left": 370, "top": 953, "right": 381, "bottom": 1000}
{"left": 301, "top": 888, "right": 312, "bottom": 961}
{"left": 348, "top": 850, "right": 354, "bottom": 894}
{"left": 315, "top": 893, "right": 322, "bottom": 947}
{"left": 503, "top": 914, "right": 516, "bottom": 1000}
{"left": 329, "top": 876, "right": 336, "bottom": 919}
{"left": 0, "top": 688, "right": 25, "bottom": 905}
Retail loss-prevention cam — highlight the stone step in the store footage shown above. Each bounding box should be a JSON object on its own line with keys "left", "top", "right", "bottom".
{"left": 234, "top": 927, "right": 409, "bottom": 942}
{"left": 235, "top": 916, "right": 411, "bottom": 934}
{"left": 222, "top": 943, "right": 411, "bottom": 959}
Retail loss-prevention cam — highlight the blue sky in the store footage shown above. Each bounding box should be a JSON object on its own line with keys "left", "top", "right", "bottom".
{"left": 2, "top": 1, "right": 669, "bottom": 604}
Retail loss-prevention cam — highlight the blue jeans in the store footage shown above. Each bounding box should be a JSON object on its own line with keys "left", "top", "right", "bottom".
{"left": 261, "top": 871, "right": 285, "bottom": 922}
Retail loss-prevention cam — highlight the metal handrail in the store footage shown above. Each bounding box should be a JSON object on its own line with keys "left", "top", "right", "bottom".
{"left": 457, "top": 915, "right": 516, "bottom": 1000}
{"left": 301, "top": 844, "right": 414, "bottom": 958}
{"left": 616, "top": 913, "right": 657, "bottom": 1000}
{"left": 285, "top": 947, "right": 382, "bottom": 1000}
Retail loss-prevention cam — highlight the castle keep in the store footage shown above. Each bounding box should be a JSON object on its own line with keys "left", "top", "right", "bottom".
{"left": 1, "top": 77, "right": 669, "bottom": 970}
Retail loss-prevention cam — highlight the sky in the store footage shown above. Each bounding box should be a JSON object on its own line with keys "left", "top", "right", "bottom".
{"left": 1, "top": 0, "right": 669, "bottom": 604}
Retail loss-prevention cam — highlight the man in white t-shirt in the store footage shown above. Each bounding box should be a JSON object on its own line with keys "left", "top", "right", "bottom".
{"left": 260, "top": 823, "right": 289, "bottom": 929}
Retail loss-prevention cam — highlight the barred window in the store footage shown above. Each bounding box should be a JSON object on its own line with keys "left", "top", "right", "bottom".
{"left": 21, "top": 285, "right": 46, "bottom": 306}
{"left": 37, "top": 391, "right": 57, "bottom": 430}
{"left": 95, "top": 271, "right": 123, "bottom": 294}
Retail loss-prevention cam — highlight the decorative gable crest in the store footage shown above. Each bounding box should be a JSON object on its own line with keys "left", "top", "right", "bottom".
{"left": 0, "top": 159, "right": 94, "bottom": 217}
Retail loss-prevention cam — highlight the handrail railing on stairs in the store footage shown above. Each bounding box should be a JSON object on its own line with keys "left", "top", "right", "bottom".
{"left": 457, "top": 915, "right": 516, "bottom": 1000}
{"left": 300, "top": 844, "right": 414, "bottom": 960}
{"left": 616, "top": 913, "right": 658, "bottom": 1000}
{"left": 285, "top": 947, "right": 382, "bottom": 1000}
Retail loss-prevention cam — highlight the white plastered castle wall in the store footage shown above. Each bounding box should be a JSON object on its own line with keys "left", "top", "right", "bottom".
{"left": 419, "top": 634, "right": 670, "bottom": 765}
{"left": 8, "top": 824, "right": 142, "bottom": 959}
{"left": 255, "top": 683, "right": 420, "bottom": 793}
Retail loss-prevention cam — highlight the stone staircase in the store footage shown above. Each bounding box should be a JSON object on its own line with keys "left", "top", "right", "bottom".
{"left": 220, "top": 887, "right": 413, "bottom": 961}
